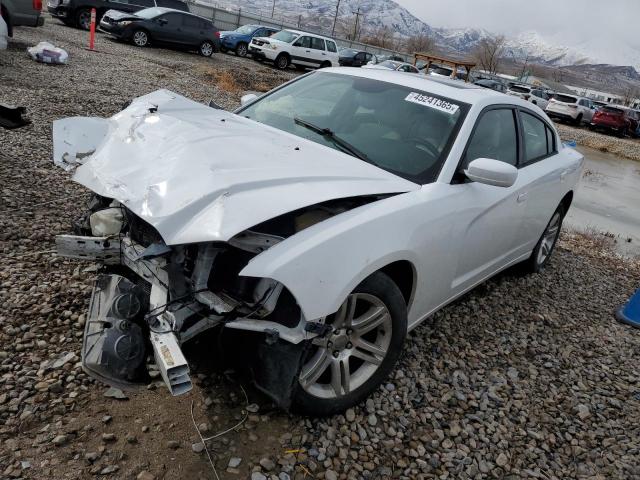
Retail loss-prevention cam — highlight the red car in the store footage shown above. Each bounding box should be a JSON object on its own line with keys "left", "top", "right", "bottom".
{"left": 590, "top": 106, "right": 640, "bottom": 137}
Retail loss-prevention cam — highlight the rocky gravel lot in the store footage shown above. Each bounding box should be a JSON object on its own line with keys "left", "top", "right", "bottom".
{"left": 2, "top": 18, "right": 640, "bottom": 480}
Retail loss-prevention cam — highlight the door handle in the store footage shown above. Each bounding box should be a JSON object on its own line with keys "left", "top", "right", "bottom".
{"left": 517, "top": 192, "right": 528, "bottom": 203}
{"left": 306, "top": 50, "right": 311, "bottom": 53}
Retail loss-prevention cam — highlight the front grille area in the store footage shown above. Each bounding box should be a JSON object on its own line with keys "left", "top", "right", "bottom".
{"left": 124, "top": 209, "right": 163, "bottom": 247}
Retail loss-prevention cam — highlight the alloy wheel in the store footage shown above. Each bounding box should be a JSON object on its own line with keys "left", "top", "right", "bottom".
{"left": 77, "top": 10, "right": 91, "bottom": 30}
{"left": 276, "top": 55, "right": 289, "bottom": 69}
{"left": 236, "top": 43, "right": 247, "bottom": 57}
{"left": 133, "top": 31, "right": 148, "bottom": 47}
{"left": 537, "top": 211, "right": 561, "bottom": 266}
{"left": 200, "top": 42, "right": 213, "bottom": 57}
{"left": 299, "top": 293, "right": 393, "bottom": 399}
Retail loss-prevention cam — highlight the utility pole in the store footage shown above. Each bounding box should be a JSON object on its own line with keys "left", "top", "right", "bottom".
{"left": 352, "top": 7, "right": 362, "bottom": 41}
{"left": 271, "top": 0, "right": 276, "bottom": 18}
{"left": 331, "top": 0, "right": 341, "bottom": 37}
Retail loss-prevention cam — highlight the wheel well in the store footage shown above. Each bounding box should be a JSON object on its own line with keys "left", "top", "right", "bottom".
{"left": 378, "top": 260, "right": 415, "bottom": 308}
{"left": 560, "top": 191, "right": 573, "bottom": 213}
{"left": 1, "top": 5, "right": 12, "bottom": 36}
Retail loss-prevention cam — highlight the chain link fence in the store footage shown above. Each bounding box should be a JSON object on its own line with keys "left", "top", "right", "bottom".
{"left": 188, "top": 0, "right": 411, "bottom": 61}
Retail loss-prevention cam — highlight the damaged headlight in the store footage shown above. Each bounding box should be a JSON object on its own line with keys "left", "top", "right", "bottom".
{"left": 118, "top": 20, "right": 133, "bottom": 26}
{"left": 89, "top": 201, "right": 125, "bottom": 236}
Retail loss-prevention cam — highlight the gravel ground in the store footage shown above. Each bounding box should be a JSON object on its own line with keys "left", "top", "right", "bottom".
{"left": 556, "top": 123, "right": 640, "bottom": 163}
{"left": 2, "top": 19, "right": 640, "bottom": 480}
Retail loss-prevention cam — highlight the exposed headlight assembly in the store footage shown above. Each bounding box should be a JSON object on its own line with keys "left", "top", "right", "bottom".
{"left": 118, "top": 20, "right": 132, "bottom": 26}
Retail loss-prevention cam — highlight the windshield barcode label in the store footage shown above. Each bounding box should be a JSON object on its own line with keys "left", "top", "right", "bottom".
{"left": 405, "top": 93, "right": 459, "bottom": 115}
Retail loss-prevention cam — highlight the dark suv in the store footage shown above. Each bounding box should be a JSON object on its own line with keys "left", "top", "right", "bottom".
{"left": 1, "top": 0, "right": 45, "bottom": 36}
{"left": 47, "top": 0, "right": 187, "bottom": 30}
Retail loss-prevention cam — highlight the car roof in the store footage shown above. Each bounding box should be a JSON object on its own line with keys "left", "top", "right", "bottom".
{"left": 324, "top": 67, "right": 510, "bottom": 105}
{"left": 281, "top": 29, "right": 335, "bottom": 41}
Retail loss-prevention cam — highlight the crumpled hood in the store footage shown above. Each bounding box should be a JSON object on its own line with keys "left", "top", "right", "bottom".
{"left": 101, "top": 9, "right": 139, "bottom": 21}
{"left": 52, "top": 90, "right": 418, "bottom": 245}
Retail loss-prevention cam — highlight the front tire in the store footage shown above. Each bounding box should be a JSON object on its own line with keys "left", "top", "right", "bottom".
{"left": 574, "top": 113, "right": 583, "bottom": 126}
{"left": 524, "top": 204, "right": 565, "bottom": 273}
{"left": 275, "top": 53, "right": 290, "bottom": 70}
{"left": 199, "top": 40, "right": 214, "bottom": 57}
{"left": 75, "top": 8, "right": 91, "bottom": 30}
{"left": 292, "top": 272, "right": 407, "bottom": 416}
{"left": 132, "top": 29, "right": 149, "bottom": 47}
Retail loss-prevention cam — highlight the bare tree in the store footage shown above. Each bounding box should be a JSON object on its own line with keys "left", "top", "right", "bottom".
{"left": 405, "top": 33, "right": 434, "bottom": 54}
{"left": 472, "top": 35, "right": 506, "bottom": 74}
{"left": 621, "top": 84, "right": 640, "bottom": 107}
{"left": 360, "top": 25, "right": 394, "bottom": 49}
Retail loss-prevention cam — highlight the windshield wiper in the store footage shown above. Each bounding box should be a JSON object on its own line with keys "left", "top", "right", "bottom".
{"left": 293, "top": 117, "right": 371, "bottom": 163}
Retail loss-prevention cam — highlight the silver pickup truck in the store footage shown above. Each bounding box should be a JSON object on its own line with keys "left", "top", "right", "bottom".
{"left": 1, "top": 0, "right": 44, "bottom": 36}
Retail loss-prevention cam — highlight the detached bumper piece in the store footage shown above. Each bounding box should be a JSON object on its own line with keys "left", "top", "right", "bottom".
{"left": 82, "top": 274, "right": 149, "bottom": 391}
{"left": 616, "top": 288, "right": 640, "bottom": 329}
{"left": 0, "top": 104, "right": 31, "bottom": 130}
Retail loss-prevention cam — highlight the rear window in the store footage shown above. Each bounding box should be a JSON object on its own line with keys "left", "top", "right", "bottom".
{"left": 602, "top": 106, "right": 624, "bottom": 115}
{"left": 555, "top": 94, "right": 577, "bottom": 104}
{"left": 510, "top": 86, "right": 531, "bottom": 94}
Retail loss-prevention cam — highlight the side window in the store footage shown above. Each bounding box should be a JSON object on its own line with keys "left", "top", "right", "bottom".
{"left": 521, "top": 112, "right": 552, "bottom": 163}
{"left": 545, "top": 125, "right": 556, "bottom": 153}
{"left": 253, "top": 28, "right": 265, "bottom": 37}
{"left": 355, "top": 52, "right": 365, "bottom": 61}
{"left": 133, "top": 0, "right": 154, "bottom": 6}
{"left": 182, "top": 15, "right": 201, "bottom": 28}
{"left": 464, "top": 109, "right": 518, "bottom": 167}
{"left": 365, "top": 53, "right": 373, "bottom": 62}
{"left": 159, "top": 13, "right": 182, "bottom": 26}
{"left": 293, "top": 36, "right": 311, "bottom": 48}
{"left": 326, "top": 41, "right": 337, "bottom": 53}
{"left": 310, "top": 37, "right": 326, "bottom": 50}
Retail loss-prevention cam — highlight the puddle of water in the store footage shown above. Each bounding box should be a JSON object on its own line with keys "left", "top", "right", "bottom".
{"left": 564, "top": 146, "right": 640, "bottom": 257}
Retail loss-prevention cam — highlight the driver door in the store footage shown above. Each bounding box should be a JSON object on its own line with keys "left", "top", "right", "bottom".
{"left": 291, "top": 36, "right": 314, "bottom": 67}
{"left": 449, "top": 107, "right": 529, "bottom": 294}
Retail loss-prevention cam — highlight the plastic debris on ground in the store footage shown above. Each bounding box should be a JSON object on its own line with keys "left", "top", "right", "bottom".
{"left": 27, "top": 41, "right": 69, "bottom": 64}
{"left": 0, "top": 104, "right": 31, "bottom": 129}
{"left": 0, "top": 15, "right": 7, "bottom": 50}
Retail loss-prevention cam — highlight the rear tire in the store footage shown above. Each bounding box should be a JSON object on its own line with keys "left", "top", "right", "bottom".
{"left": 235, "top": 42, "right": 248, "bottom": 57}
{"left": 76, "top": 8, "right": 91, "bottom": 30}
{"left": 199, "top": 40, "right": 214, "bottom": 57}
{"left": 275, "top": 53, "right": 290, "bottom": 70}
{"left": 319, "top": 61, "right": 332, "bottom": 69}
{"left": 291, "top": 272, "right": 407, "bottom": 416}
{"left": 523, "top": 204, "right": 565, "bottom": 274}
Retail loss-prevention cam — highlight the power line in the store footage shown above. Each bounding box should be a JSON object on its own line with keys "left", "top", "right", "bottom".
{"left": 352, "top": 7, "right": 363, "bottom": 41}
{"left": 331, "top": 0, "right": 341, "bottom": 37}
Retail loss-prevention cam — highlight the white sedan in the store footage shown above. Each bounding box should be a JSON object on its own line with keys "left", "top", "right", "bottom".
{"left": 53, "top": 69, "right": 583, "bottom": 416}
{"left": 362, "top": 59, "right": 420, "bottom": 74}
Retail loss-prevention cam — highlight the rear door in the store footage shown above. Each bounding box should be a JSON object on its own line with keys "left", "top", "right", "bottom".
{"left": 513, "top": 109, "right": 566, "bottom": 253}
{"left": 152, "top": 12, "right": 185, "bottom": 43}
{"left": 309, "top": 36, "right": 328, "bottom": 67}
{"left": 181, "top": 14, "right": 206, "bottom": 46}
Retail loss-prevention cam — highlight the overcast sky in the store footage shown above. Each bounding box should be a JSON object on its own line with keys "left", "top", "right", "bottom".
{"left": 395, "top": 0, "right": 639, "bottom": 47}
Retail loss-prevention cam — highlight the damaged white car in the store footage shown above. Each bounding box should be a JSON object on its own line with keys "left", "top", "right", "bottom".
{"left": 53, "top": 69, "right": 583, "bottom": 415}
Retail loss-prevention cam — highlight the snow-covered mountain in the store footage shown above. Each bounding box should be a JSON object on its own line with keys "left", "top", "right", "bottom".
{"left": 209, "top": 0, "right": 639, "bottom": 70}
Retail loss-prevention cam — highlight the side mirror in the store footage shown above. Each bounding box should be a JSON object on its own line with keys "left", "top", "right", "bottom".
{"left": 464, "top": 158, "right": 518, "bottom": 188}
{"left": 240, "top": 93, "right": 259, "bottom": 106}
{"left": 208, "top": 100, "right": 223, "bottom": 109}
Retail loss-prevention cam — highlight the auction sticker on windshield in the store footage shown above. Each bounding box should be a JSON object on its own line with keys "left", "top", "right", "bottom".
{"left": 405, "top": 92, "right": 460, "bottom": 115}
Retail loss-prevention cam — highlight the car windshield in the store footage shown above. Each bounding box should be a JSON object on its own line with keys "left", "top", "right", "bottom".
{"left": 238, "top": 72, "right": 468, "bottom": 184}
{"left": 235, "top": 25, "right": 257, "bottom": 35}
{"left": 432, "top": 67, "right": 453, "bottom": 76}
{"left": 340, "top": 49, "right": 359, "bottom": 57}
{"left": 379, "top": 61, "right": 401, "bottom": 70}
{"left": 271, "top": 30, "right": 299, "bottom": 43}
{"left": 135, "top": 7, "right": 165, "bottom": 19}
{"left": 602, "top": 106, "right": 624, "bottom": 115}
{"left": 510, "top": 85, "right": 530, "bottom": 94}
{"left": 555, "top": 94, "right": 577, "bottom": 104}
